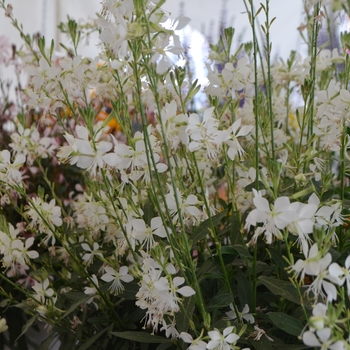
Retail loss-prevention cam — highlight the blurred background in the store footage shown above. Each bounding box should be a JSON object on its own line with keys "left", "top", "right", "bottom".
{"left": 0, "top": 0, "right": 316, "bottom": 100}
{"left": 1, "top": 0, "right": 306, "bottom": 59}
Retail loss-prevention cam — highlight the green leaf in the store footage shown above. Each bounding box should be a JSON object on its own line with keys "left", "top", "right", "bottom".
{"left": 15, "top": 314, "right": 39, "bottom": 342}
{"left": 236, "top": 269, "right": 253, "bottom": 309}
{"left": 191, "top": 210, "right": 227, "bottom": 247}
{"left": 156, "top": 343, "right": 174, "bottom": 350}
{"left": 267, "top": 248, "right": 289, "bottom": 270}
{"left": 245, "top": 181, "right": 265, "bottom": 192}
{"left": 29, "top": 268, "right": 50, "bottom": 282}
{"left": 329, "top": 247, "right": 341, "bottom": 263}
{"left": 37, "top": 333, "right": 58, "bottom": 350}
{"left": 249, "top": 335, "right": 274, "bottom": 350}
{"left": 87, "top": 316, "right": 111, "bottom": 325}
{"left": 272, "top": 345, "right": 309, "bottom": 350}
{"left": 207, "top": 292, "right": 232, "bottom": 309}
{"left": 0, "top": 215, "right": 9, "bottom": 234}
{"left": 175, "top": 295, "right": 195, "bottom": 333}
{"left": 124, "top": 308, "right": 145, "bottom": 324}
{"left": 111, "top": 331, "right": 172, "bottom": 344}
{"left": 232, "top": 245, "right": 253, "bottom": 260}
{"left": 62, "top": 294, "right": 93, "bottom": 318}
{"left": 198, "top": 259, "right": 220, "bottom": 283}
{"left": 77, "top": 326, "right": 110, "bottom": 350}
{"left": 119, "top": 281, "right": 139, "bottom": 300}
{"left": 258, "top": 276, "right": 311, "bottom": 308}
{"left": 59, "top": 330, "right": 76, "bottom": 349}
{"left": 268, "top": 312, "right": 304, "bottom": 336}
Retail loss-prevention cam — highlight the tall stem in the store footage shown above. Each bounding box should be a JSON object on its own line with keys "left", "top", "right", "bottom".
{"left": 264, "top": 0, "right": 275, "bottom": 161}
{"left": 244, "top": 0, "right": 260, "bottom": 312}
{"left": 307, "top": 3, "right": 320, "bottom": 139}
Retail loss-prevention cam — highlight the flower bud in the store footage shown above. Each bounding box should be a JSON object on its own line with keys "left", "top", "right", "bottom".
{"left": 308, "top": 316, "right": 324, "bottom": 330}
{"left": 294, "top": 173, "right": 306, "bottom": 184}
{"left": 0, "top": 318, "right": 8, "bottom": 333}
{"left": 37, "top": 305, "right": 48, "bottom": 316}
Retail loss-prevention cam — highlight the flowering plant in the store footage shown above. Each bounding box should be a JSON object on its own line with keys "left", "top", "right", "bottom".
{"left": 1, "top": 0, "right": 350, "bottom": 349}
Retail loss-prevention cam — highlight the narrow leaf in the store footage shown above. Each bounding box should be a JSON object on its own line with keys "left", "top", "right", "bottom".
{"left": 37, "top": 333, "right": 58, "bottom": 350}
{"left": 77, "top": 326, "right": 110, "bottom": 350}
{"left": 62, "top": 295, "right": 92, "bottom": 318}
{"left": 273, "top": 345, "right": 309, "bottom": 350}
{"left": 175, "top": 295, "right": 195, "bottom": 333}
{"left": 15, "top": 314, "right": 38, "bottom": 342}
{"left": 267, "top": 248, "right": 289, "bottom": 270}
{"left": 156, "top": 343, "right": 174, "bottom": 350}
{"left": 249, "top": 335, "right": 273, "bottom": 350}
{"left": 111, "top": 331, "right": 172, "bottom": 344}
{"left": 268, "top": 312, "right": 304, "bottom": 336}
{"left": 198, "top": 259, "right": 220, "bottom": 283}
{"left": 237, "top": 269, "right": 253, "bottom": 309}
{"left": 191, "top": 210, "right": 227, "bottom": 247}
{"left": 207, "top": 293, "right": 232, "bottom": 309}
{"left": 259, "top": 276, "right": 299, "bottom": 304}
{"left": 232, "top": 245, "right": 253, "bottom": 260}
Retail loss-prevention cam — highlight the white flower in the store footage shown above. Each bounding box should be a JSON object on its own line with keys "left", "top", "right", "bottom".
{"left": 150, "top": 17, "right": 189, "bottom": 74}
{"left": 214, "top": 118, "right": 253, "bottom": 160}
{"left": 287, "top": 201, "right": 317, "bottom": 253}
{"left": 84, "top": 274, "right": 100, "bottom": 307}
{"left": 57, "top": 126, "right": 113, "bottom": 177}
{"left": 306, "top": 254, "right": 336, "bottom": 302}
{"left": 245, "top": 191, "right": 295, "bottom": 244}
{"left": 206, "top": 57, "right": 252, "bottom": 98}
{"left": 26, "top": 198, "right": 62, "bottom": 245}
{"left": 101, "top": 266, "right": 134, "bottom": 295}
{"left": 132, "top": 217, "right": 167, "bottom": 251}
{"left": 186, "top": 107, "right": 220, "bottom": 159}
{"left": 328, "top": 255, "right": 350, "bottom": 295}
{"left": 81, "top": 242, "right": 103, "bottom": 266}
{"left": 165, "top": 186, "right": 202, "bottom": 225}
{"left": 11, "top": 237, "right": 39, "bottom": 266}
{"left": 153, "top": 276, "right": 195, "bottom": 314}
{"left": 157, "top": 100, "right": 189, "bottom": 149}
{"left": 0, "top": 150, "right": 26, "bottom": 185}
{"left": 180, "top": 332, "right": 207, "bottom": 350}
{"left": 160, "top": 318, "right": 179, "bottom": 339}
{"left": 81, "top": 202, "right": 109, "bottom": 235}
{"left": 32, "top": 278, "right": 55, "bottom": 305}
{"left": 251, "top": 326, "right": 273, "bottom": 342}
{"left": 207, "top": 326, "right": 239, "bottom": 350}
{"left": 25, "top": 57, "right": 59, "bottom": 91}
{"left": 303, "top": 328, "right": 345, "bottom": 350}
{"left": 97, "top": 17, "right": 128, "bottom": 58}
{"left": 292, "top": 243, "right": 322, "bottom": 281}
{"left": 308, "top": 303, "right": 328, "bottom": 331}
{"left": 226, "top": 303, "right": 255, "bottom": 324}
{"left": 84, "top": 274, "right": 99, "bottom": 296}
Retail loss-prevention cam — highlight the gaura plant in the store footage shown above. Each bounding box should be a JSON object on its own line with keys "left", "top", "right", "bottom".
{"left": 1, "top": 0, "right": 350, "bottom": 349}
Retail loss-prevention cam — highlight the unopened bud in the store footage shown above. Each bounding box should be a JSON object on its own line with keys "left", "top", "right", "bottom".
{"left": 0, "top": 318, "right": 8, "bottom": 333}
{"left": 5, "top": 4, "right": 13, "bottom": 17}
{"left": 309, "top": 316, "right": 325, "bottom": 330}
{"left": 294, "top": 173, "right": 306, "bottom": 184}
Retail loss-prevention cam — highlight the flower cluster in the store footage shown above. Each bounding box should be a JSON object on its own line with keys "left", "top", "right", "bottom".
{"left": 1, "top": 0, "right": 350, "bottom": 349}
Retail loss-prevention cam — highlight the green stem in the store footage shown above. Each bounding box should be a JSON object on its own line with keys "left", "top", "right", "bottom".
{"left": 245, "top": 0, "right": 260, "bottom": 312}
{"left": 249, "top": 2, "right": 260, "bottom": 192}
{"left": 307, "top": 3, "right": 320, "bottom": 139}
{"left": 128, "top": 46, "right": 210, "bottom": 332}
{"left": 264, "top": 0, "right": 275, "bottom": 160}
{"left": 283, "top": 231, "right": 309, "bottom": 322}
